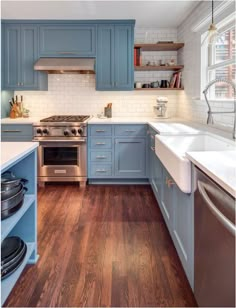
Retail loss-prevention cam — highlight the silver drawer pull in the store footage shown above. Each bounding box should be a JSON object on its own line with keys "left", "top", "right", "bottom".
{"left": 96, "top": 169, "right": 107, "bottom": 172}
{"left": 96, "top": 130, "right": 105, "bottom": 132}
{"left": 150, "top": 146, "right": 155, "bottom": 151}
{"left": 96, "top": 156, "right": 107, "bottom": 159}
{"left": 96, "top": 142, "right": 106, "bottom": 145}
{"left": 125, "top": 130, "right": 136, "bottom": 132}
{"left": 3, "top": 130, "right": 22, "bottom": 133}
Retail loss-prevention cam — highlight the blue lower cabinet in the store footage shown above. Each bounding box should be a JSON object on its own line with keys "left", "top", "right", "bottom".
{"left": 172, "top": 185, "right": 194, "bottom": 288}
{"left": 114, "top": 138, "right": 146, "bottom": 177}
{"left": 88, "top": 124, "right": 147, "bottom": 180}
{"left": 149, "top": 136, "right": 194, "bottom": 289}
{"left": 1, "top": 124, "right": 33, "bottom": 141}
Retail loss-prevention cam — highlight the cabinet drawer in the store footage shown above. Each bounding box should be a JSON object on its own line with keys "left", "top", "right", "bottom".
{"left": 90, "top": 151, "right": 112, "bottom": 162}
{"left": 1, "top": 124, "right": 33, "bottom": 137}
{"left": 90, "top": 164, "right": 112, "bottom": 176}
{"left": 114, "top": 125, "right": 146, "bottom": 137}
{"left": 90, "top": 138, "right": 112, "bottom": 149}
{"left": 90, "top": 125, "right": 112, "bottom": 136}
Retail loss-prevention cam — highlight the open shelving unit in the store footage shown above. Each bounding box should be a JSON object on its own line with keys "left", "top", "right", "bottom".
{"left": 1, "top": 149, "right": 38, "bottom": 306}
{"left": 134, "top": 42, "right": 184, "bottom": 91}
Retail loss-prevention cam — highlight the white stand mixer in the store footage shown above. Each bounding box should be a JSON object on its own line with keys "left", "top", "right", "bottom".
{"left": 153, "top": 96, "right": 169, "bottom": 118}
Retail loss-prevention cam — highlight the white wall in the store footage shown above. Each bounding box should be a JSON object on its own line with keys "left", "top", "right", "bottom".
{"left": 15, "top": 28, "right": 180, "bottom": 118}
{"left": 177, "top": 1, "right": 235, "bottom": 130}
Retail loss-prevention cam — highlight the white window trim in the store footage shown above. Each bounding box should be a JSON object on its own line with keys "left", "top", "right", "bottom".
{"left": 201, "top": 16, "right": 235, "bottom": 101}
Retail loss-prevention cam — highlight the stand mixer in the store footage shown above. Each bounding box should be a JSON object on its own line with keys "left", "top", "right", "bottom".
{"left": 153, "top": 96, "right": 169, "bottom": 118}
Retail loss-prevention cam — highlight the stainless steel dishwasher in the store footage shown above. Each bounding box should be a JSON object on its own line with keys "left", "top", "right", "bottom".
{"left": 194, "top": 167, "right": 235, "bottom": 307}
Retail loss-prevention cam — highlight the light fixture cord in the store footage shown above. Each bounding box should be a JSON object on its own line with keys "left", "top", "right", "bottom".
{"left": 212, "top": 0, "right": 214, "bottom": 24}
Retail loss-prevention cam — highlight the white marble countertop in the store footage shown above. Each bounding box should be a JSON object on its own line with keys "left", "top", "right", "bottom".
{"left": 88, "top": 116, "right": 166, "bottom": 124}
{"left": 1, "top": 142, "right": 39, "bottom": 171}
{"left": 1, "top": 117, "right": 41, "bottom": 124}
{"left": 186, "top": 151, "right": 236, "bottom": 198}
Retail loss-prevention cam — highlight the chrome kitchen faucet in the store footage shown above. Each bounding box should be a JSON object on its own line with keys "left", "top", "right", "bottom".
{"left": 203, "top": 78, "right": 236, "bottom": 140}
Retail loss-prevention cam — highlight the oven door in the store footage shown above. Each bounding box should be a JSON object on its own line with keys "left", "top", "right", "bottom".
{"left": 38, "top": 141, "right": 87, "bottom": 179}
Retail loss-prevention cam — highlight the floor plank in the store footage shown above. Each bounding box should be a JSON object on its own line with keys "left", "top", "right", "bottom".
{"left": 4, "top": 184, "right": 197, "bottom": 307}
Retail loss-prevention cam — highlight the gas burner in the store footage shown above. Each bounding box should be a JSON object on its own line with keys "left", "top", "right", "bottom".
{"left": 40, "top": 115, "right": 90, "bottom": 123}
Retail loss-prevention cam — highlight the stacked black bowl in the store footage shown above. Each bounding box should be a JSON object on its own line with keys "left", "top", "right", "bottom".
{"left": 1, "top": 172, "right": 28, "bottom": 220}
{"left": 1, "top": 236, "right": 27, "bottom": 280}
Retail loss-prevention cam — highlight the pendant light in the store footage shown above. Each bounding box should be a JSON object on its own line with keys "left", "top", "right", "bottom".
{"left": 202, "top": 0, "right": 219, "bottom": 46}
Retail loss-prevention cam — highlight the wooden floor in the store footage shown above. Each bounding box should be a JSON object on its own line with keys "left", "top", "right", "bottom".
{"left": 5, "top": 184, "right": 197, "bottom": 307}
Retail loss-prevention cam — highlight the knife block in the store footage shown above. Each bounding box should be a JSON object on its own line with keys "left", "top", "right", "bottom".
{"left": 104, "top": 107, "right": 112, "bottom": 118}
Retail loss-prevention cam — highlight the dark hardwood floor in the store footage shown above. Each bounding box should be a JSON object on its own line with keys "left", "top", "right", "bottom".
{"left": 4, "top": 184, "right": 197, "bottom": 307}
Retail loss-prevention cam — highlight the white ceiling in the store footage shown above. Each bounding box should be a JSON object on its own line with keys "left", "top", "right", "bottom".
{"left": 1, "top": 1, "right": 201, "bottom": 28}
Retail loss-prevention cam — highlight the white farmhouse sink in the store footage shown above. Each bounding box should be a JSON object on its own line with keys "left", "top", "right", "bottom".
{"left": 155, "top": 133, "right": 236, "bottom": 193}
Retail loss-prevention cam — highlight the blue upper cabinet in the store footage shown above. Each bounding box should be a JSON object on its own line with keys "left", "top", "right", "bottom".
{"left": 39, "top": 25, "right": 96, "bottom": 57}
{"left": 3, "top": 23, "right": 47, "bottom": 91}
{"left": 96, "top": 22, "right": 134, "bottom": 91}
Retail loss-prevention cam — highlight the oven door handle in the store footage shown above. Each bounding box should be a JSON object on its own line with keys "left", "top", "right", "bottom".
{"left": 34, "top": 139, "right": 86, "bottom": 143}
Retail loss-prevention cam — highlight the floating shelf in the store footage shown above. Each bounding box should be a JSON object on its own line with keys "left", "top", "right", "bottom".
{"left": 134, "top": 88, "right": 184, "bottom": 91}
{"left": 1, "top": 242, "right": 35, "bottom": 305}
{"left": 134, "top": 43, "right": 184, "bottom": 51}
{"left": 135, "top": 65, "right": 184, "bottom": 71}
{"left": 1, "top": 195, "right": 35, "bottom": 239}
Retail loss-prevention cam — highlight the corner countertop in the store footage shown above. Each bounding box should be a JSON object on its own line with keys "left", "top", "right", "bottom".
{"left": 186, "top": 151, "right": 236, "bottom": 198}
{"left": 1, "top": 142, "right": 39, "bottom": 172}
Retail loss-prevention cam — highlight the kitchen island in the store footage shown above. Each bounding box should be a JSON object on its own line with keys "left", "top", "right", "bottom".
{"left": 1, "top": 142, "right": 38, "bottom": 305}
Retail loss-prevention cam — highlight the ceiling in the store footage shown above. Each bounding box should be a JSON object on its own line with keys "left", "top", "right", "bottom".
{"left": 1, "top": 1, "right": 201, "bottom": 28}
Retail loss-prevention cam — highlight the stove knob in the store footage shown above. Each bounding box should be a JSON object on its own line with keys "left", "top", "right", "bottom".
{"left": 36, "top": 128, "right": 42, "bottom": 135}
{"left": 43, "top": 128, "right": 49, "bottom": 135}
{"left": 64, "top": 130, "right": 70, "bottom": 136}
{"left": 71, "top": 128, "right": 76, "bottom": 135}
{"left": 77, "top": 128, "right": 83, "bottom": 135}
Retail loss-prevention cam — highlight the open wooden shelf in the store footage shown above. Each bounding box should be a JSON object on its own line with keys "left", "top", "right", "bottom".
{"left": 134, "top": 88, "right": 184, "bottom": 91}
{"left": 135, "top": 65, "right": 184, "bottom": 71}
{"left": 134, "top": 43, "right": 184, "bottom": 51}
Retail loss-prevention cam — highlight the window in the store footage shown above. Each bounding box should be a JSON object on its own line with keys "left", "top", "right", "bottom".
{"left": 202, "top": 19, "right": 236, "bottom": 100}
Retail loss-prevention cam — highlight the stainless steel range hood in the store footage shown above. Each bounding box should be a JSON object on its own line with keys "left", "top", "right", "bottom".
{"left": 34, "top": 58, "right": 95, "bottom": 74}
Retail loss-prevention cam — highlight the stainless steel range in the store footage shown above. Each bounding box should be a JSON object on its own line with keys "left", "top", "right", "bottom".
{"left": 33, "top": 115, "right": 91, "bottom": 186}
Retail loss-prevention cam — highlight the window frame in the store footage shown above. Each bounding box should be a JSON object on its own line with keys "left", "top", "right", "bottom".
{"left": 201, "top": 17, "right": 236, "bottom": 101}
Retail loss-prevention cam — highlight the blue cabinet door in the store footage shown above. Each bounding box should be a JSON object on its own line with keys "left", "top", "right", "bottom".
{"left": 153, "top": 153, "right": 163, "bottom": 203}
{"left": 114, "top": 25, "right": 134, "bottom": 90}
{"left": 39, "top": 25, "right": 96, "bottom": 57}
{"left": 21, "top": 26, "right": 38, "bottom": 89}
{"left": 172, "top": 185, "right": 194, "bottom": 288}
{"left": 114, "top": 138, "right": 146, "bottom": 177}
{"left": 4, "top": 24, "right": 21, "bottom": 89}
{"left": 161, "top": 168, "right": 174, "bottom": 230}
{"left": 96, "top": 25, "right": 114, "bottom": 90}
{"left": 96, "top": 23, "right": 134, "bottom": 91}
{"left": 3, "top": 24, "right": 47, "bottom": 91}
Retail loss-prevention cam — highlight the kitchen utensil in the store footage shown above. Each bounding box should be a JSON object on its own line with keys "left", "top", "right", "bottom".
{"left": 160, "top": 80, "right": 170, "bottom": 88}
{"left": 1, "top": 177, "right": 28, "bottom": 191}
{"left": 150, "top": 81, "right": 160, "bottom": 88}
{"left": 142, "top": 83, "right": 151, "bottom": 88}
{"left": 1, "top": 238, "right": 27, "bottom": 280}
{"left": 1, "top": 185, "right": 27, "bottom": 213}
{"left": 1, "top": 183, "right": 23, "bottom": 201}
{"left": 135, "top": 82, "right": 142, "bottom": 88}
{"left": 1, "top": 200, "right": 24, "bottom": 220}
{"left": 1, "top": 237, "right": 22, "bottom": 265}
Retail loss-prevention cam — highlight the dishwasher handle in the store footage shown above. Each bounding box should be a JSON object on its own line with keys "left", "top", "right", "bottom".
{"left": 198, "top": 180, "right": 236, "bottom": 236}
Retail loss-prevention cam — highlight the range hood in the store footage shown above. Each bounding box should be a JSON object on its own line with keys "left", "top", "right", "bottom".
{"left": 34, "top": 58, "right": 95, "bottom": 74}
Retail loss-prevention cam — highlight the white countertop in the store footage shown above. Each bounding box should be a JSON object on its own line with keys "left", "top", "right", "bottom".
{"left": 1, "top": 117, "right": 41, "bottom": 124}
{"left": 186, "top": 151, "right": 236, "bottom": 198}
{"left": 1, "top": 142, "right": 39, "bottom": 171}
{"left": 88, "top": 116, "right": 166, "bottom": 124}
